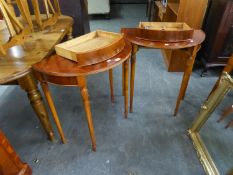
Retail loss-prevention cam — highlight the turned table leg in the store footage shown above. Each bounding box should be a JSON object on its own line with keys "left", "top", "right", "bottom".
{"left": 78, "top": 77, "right": 96, "bottom": 151}
{"left": 124, "top": 59, "right": 129, "bottom": 118}
{"left": 130, "top": 44, "right": 138, "bottom": 113}
{"left": 18, "top": 73, "right": 55, "bottom": 141}
{"left": 109, "top": 69, "right": 114, "bottom": 103}
{"left": 40, "top": 82, "right": 66, "bottom": 143}
{"left": 174, "top": 45, "right": 201, "bottom": 116}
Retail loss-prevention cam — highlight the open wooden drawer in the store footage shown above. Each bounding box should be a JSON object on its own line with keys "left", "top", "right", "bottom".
{"left": 55, "top": 30, "right": 125, "bottom": 66}
{"left": 127, "top": 22, "right": 194, "bottom": 42}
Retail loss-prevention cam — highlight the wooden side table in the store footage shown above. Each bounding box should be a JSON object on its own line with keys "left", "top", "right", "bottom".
{"left": 32, "top": 42, "right": 132, "bottom": 151}
{"left": 121, "top": 29, "right": 205, "bottom": 116}
{"left": 0, "top": 130, "right": 32, "bottom": 175}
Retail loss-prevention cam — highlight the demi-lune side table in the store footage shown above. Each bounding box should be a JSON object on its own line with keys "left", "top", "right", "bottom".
{"left": 32, "top": 41, "right": 132, "bottom": 151}
{"left": 121, "top": 28, "right": 205, "bottom": 116}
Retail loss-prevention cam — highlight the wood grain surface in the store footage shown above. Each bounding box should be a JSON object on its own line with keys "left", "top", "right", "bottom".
{"left": 0, "top": 15, "right": 73, "bottom": 84}
{"left": 121, "top": 28, "right": 205, "bottom": 49}
{"left": 33, "top": 41, "right": 132, "bottom": 81}
{"left": 121, "top": 28, "right": 194, "bottom": 42}
{"left": 0, "top": 130, "right": 32, "bottom": 175}
{"left": 55, "top": 30, "right": 125, "bottom": 66}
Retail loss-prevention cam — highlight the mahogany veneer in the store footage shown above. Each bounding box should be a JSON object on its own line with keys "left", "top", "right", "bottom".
{"left": 32, "top": 41, "right": 132, "bottom": 151}
{"left": 0, "top": 130, "right": 32, "bottom": 175}
{"left": 121, "top": 28, "right": 205, "bottom": 115}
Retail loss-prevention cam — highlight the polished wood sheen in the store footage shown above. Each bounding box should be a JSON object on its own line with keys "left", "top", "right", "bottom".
{"left": 122, "top": 28, "right": 194, "bottom": 42}
{"left": 121, "top": 28, "right": 205, "bottom": 49}
{"left": 55, "top": 30, "right": 125, "bottom": 66}
{"left": 0, "top": 130, "right": 32, "bottom": 175}
{"left": 0, "top": 15, "right": 73, "bottom": 141}
{"left": 121, "top": 28, "right": 205, "bottom": 115}
{"left": 32, "top": 42, "right": 132, "bottom": 150}
{"left": 0, "top": 16, "right": 73, "bottom": 84}
{"left": 125, "top": 22, "right": 194, "bottom": 42}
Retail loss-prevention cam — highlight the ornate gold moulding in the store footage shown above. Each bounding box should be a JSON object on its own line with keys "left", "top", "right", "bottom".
{"left": 188, "top": 72, "right": 233, "bottom": 175}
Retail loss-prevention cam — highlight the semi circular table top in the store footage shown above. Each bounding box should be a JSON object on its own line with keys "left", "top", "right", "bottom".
{"left": 32, "top": 41, "right": 132, "bottom": 78}
{"left": 0, "top": 15, "right": 73, "bottom": 84}
{"left": 121, "top": 28, "right": 205, "bottom": 49}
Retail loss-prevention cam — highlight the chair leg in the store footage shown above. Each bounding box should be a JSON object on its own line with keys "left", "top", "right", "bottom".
{"left": 109, "top": 69, "right": 114, "bottom": 103}
{"left": 78, "top": 77, "right": 96, "bottom": 151}
{"left": 40, "top": 82, "right": 66, "bottom": 144}
{"left": 124, "top": 59, "right": 129, "bottom": 118}
{"left": 130, "top": 44, "right": 137, "bottom": 113}
{"left": 67, "top": 26, "right": 73, "bottom": 40}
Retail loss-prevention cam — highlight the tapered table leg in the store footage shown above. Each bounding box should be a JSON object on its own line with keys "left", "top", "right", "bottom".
{"left": 174, "top": 45, "right": 200, "bottom": 116}
{"left": 78, "top": 77, "right": 96, "bottom": 151}
{"left": 130, "top": 44, "right": 138, "bottom": 113}
{"left": 40, "top": 82, "right": 66, "bottom": 143}
{"left": 109, "top": 69, "right": 114, "bottom": 103}
{"left": 122, "top": 64, "right": 125, "bottom": 96}
{"left": 124, "top": 59, "right": 129, "bottom": 118}
{"left": 18, "top": 73, "right": 55, "bottom": 141}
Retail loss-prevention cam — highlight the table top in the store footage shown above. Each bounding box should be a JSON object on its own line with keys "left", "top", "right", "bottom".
{"left": 0, "top": 15, "right": 73, "bottom": 84}
{"left": 121, "top": 29, "right": 205, "bottom": 49}
{"left": 32, "top": 41, "right": 132, "bottom": 77}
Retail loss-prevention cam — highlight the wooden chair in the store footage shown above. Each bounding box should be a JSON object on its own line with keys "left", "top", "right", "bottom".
{"left": 0, "top": 0, "right": 32, "bottom": 55}
{"left": 0, "top": 0, "right": 74, "bottom": 141}
{"left": 0, "top": 7, "right": 2, "bottom": 19}
{"left": 146, "top": 0, "right": 156, "bottom": 21}
{"left": 32, "top": 0, "right": 61, "bottom": 30}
